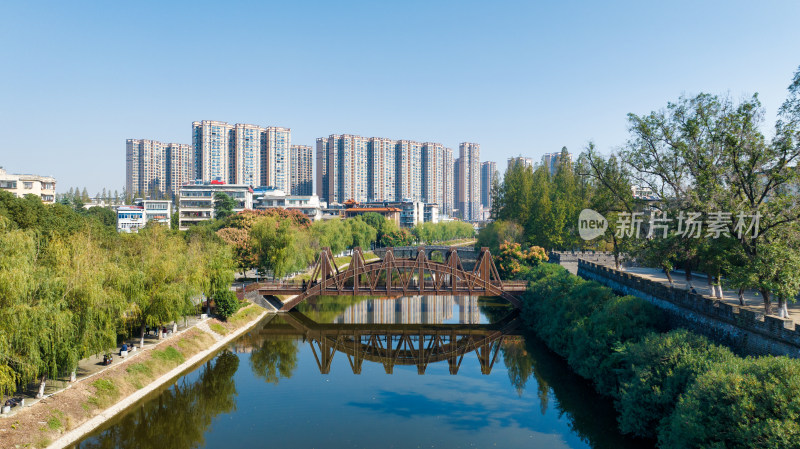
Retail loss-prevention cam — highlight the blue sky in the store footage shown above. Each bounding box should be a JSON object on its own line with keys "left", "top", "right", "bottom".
{"left": 2, "top": 1, "right": 799, "bottom": 194}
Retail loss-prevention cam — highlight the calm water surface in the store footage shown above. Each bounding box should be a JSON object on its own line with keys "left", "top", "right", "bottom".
{"left": 74, "top": 296, "right": 649, "bottom": 449}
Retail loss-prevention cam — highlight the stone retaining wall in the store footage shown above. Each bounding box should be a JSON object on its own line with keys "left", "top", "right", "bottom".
{"left": 578, "top": 260, "right": 800, "bottom": 358}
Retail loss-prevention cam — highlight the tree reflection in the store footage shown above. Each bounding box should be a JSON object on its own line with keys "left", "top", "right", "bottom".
{"left": 509, "top": 334, "right": 650, "bottom": 449}
{"left": 249, "top": 338, "right": 298, "bottom": 384}
{"left": 78, "top": 351, "right": 239, "bottom": 449}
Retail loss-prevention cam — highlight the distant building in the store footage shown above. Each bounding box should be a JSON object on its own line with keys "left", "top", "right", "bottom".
{"left": 631, "top": 185, "right": 654, "bottom": 199}
{"left": 117, "top": 199, "right": 173, "bottom": 233}
{"left": 262, "top": 126, "right": 291, "bottom": 192}
{"left": 0, "top": 167, "right": 56, "bottom": 203}
{"left": 344, "top": 206, "right": 401, "bottom": 227}
{"left": 542, "top": 151, "right": 572, "bottom": 175}
{"left": 290, "top": 145, "right": 313, "bottom": 195}
{"left": 191, "top": 120, "right": 291, "bottom": 190}
{"left": 192, "top": 120, "right": 234, "bottom": 183}
{"left": 117, "top": 206, "right": 145, "bottom": 233}
{"left": 139, "top": 199, "right": 172, "bottom": 227}
{"left": 178, "top": 182, "right": 253, "bottom": 230}
{"left": 315, "top": 134, "right": 454, "bottom": 216}
{"left": 232, "top": 123, "right": 265, "bottom": 187}
{"left": 507, "top": 156, "right": 534, "bottom": 171}
{"left": 424, "top": 203, "right": 439, "bottom": 224}
{"left": 126, "top": 139, "right": 192, "bottom": 197}
{"left": 480, "top": 161, "right": 497, "bottom": 211}
{"left": 253, "top": 188, "right": 322, "bottom": 221}
{"left": 455, "top": 142, "right": 481, "bottom": 221}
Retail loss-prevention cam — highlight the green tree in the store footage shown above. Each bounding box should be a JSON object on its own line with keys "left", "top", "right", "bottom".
{"left": 214, "top": 290, "right": 240, "bottom": 319}
{"left": 660, "top": 357, "right": 800, "bottom": 449}
{"left": 213, "top": 192, "right": 237, "bottom": 220}
{"left": 614, "top": 329, "right": 734, "bottom": 438}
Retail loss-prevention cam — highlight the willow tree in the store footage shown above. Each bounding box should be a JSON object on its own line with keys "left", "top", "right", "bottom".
{"left": 122, "top": 226, "right": 199, "bottom": 344}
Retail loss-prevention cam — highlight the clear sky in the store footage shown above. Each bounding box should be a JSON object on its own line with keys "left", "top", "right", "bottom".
{"left": 1, "top": 1, "right": 799, "bottom": 195}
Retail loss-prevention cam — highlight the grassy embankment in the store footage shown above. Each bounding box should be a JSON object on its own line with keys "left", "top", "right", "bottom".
{"left": 15, "top": 304, "right": 263, "bottom": 449}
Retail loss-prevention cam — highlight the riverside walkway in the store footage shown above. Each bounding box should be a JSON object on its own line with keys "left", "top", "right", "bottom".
{"left": 551, "top": 251, "right": 800, "bottom": 327}
{"left": 0, "top": 315, "right": 206, "bottom": 418}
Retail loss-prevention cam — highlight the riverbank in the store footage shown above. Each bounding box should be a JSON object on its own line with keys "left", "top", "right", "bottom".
{"left": 520, "top": 262, "right": 800, "bottom": 448}
{"left": 1, "top": 304, "right": 267, "bottom": 449}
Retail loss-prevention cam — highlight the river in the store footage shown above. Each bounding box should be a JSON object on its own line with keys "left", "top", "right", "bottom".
{"left": 73, "top": 296, "right": 649, "bottom": 449}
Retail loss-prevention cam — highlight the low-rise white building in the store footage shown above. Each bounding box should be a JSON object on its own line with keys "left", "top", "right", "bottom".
{"left": 139, "top": 199, "right": 171, "bottom": 227}
{"left": 178, "top": 182, "right": 253, "bottom": 230}
{"left": 361, "top": 199, "right": 437, "bottom": 228}
{"left": 117, "top": 206, "right": 146, "bottom": 233}
{"left": 253, "top": 188, "right": 323, "bottom": 221}
{"left": 116, "top": 199, "right": 173, "bottom": 232}
{"left": 0, "top": 167, "right": 56, "bottom": 203}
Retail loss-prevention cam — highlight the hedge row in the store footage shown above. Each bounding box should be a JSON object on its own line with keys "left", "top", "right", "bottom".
{"left": 519, "top": 263, "right": 800, "bottom": 449}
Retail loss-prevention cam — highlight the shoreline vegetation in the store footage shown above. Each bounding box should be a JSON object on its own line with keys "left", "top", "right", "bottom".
{"left": 0, "top": 189, "right": 475, "bottom": 448}
{"left": 4, "top": 304, "right": 266, "bottom": 449}
{"left": 517, "top": 261, "right": 800, "bottom": 448}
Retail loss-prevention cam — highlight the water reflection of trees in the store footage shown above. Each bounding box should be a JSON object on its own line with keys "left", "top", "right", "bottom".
{"left": 294, "top": 295, "right": 377, "bottom": 323}
{"left": 249, "top": 338, "right": 298, "bottom": 384}
{"left": 478, "top": 299, "right": 650, "bottom": 449}
{"left": 235, "top": 316, "right": 299, "bottom": 384}
{"left": 77, "top": 351, "right": 239, "bottom": 449}
{"left": 500, "top": 335, "right": 650, "bottom": 449}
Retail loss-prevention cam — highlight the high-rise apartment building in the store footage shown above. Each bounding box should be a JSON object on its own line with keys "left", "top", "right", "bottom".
{"left": 321, "top": 134, "right": 371, "bottom": 204}
{"left": 263, "top": 126, "right": 291, "bottom": 191}
{"left": 507, "top": 156, "right": 534, "bottom": 171}
{"left": 165, "top": 143, "right": 193, "bottom": 194}
{"left": 316, "top": 134, "right": 456, "bottom": 215}
{"left": 316, "top": 137, "right": 329, "bottom": 201}
{"left": 191, "top": 120, "right": 291, "bottom": 189}
{"left": 368, "top": 137, "right": 397, "bottom": 202}
{"left": 422, "top": 143, "right": 454, "bottom": 216}
{"left": 397, "top": 140, "right": 423, "bottom": 200}
{"left": 455, "top": 142, "right": 480, "bottom": 221}
{"left": 290, "top": 145, "right": 313, "bottom": 195}
{"left": 126, "top": 139, "right": 192, "bottom": 197}
{"left": 232, "top": 123, "right": 264, "bottom": 186}
{"left": 192, "top": 120, "right": 234, "bottom": 183}
{"left": 480, "top": 161, "right": 497, "bottom": 211}
{"left": 542, "top": 150, "right": 572, "bottom": 175}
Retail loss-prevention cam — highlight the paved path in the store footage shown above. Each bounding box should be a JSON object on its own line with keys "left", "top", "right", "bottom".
{"left": 1, "top": 315, "right": 206, "bottom": 418}
{"left": 615, "top": 265, "right": 799, "bottom": 325}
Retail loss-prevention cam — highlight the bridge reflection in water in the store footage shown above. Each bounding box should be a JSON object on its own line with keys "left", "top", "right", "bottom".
{"left": 252, "top": 296, "right": 522, "bottom": 377}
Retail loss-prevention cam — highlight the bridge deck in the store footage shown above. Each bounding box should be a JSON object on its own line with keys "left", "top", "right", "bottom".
{"left": 258, "top": 281, "right": 528, "bottom": 297}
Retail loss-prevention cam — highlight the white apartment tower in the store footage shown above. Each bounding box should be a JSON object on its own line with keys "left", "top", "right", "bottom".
{"left": 232, "top": 123, "right": 264, "bottom": 186}
{"left": 397, "top": 140, "right": 423, "bottom": 201}
{"left": 316, "top": 133, "right": 458, "bottom": 216}
{"left": 422, "top": 143, "right": 454, "bottom": 216}
{"left": 191, "top": 120, "right": 291, "bottom": 190}
{"left": 455, "top": 142, "right": 480, "bottom": 221}
{"left": 192, "top": 120, "right": 234, "bottom": 183}
{"left": 368, "top": 137, "right": 397, "bottom": 202}
{"left": 290, "top": 144, "right": 313, "bottom": 195}
{"left": 126, "top": 139, "right": 192, "bottom": 197}
{"left": 263, "top": 126, "right": 291, "bottom": 191}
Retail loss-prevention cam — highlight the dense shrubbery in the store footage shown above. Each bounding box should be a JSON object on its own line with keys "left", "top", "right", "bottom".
{"left": 519, "top": 262, "right": 800, "bottom": 448}
{"left": 412, "top": 221, "right": 474, "bottom": 244}
{"left": 661, "top": 357, "right": 800, "bottom": 449}
{"left": 496, "top": 241, "right": 547, "bottom": 278}
{"left": 614, "top": 329, "right": 735, "bottom": 438}
{"left": 213, "top": 290, "right": 241, "bottom": 319}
